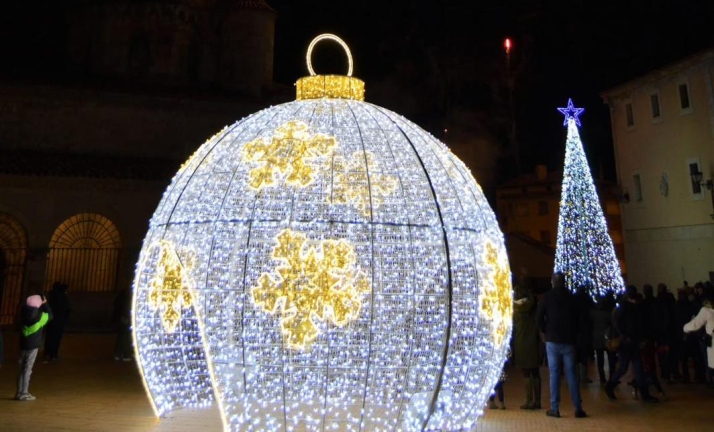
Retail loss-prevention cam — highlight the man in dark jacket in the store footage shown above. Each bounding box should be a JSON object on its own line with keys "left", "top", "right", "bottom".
{"left": 656, "top": 283, "right": 676, "bottom": 381}
{"left": 512, "top": 275, "right": 542, "bottom": 410}
{"left": 44, "top": 282, "right": 71, "bottom": 362}
{"left": 604, "top": 285, "right": 658, "bottom": 402}
{"left": 16, "top": 294, "right": 53, "bottom": 401}
{"left": 674, "top": 289, "right": 696, "bottom": 382}
{"left": 536, "top": 272, "right": 586, "bottom": 419}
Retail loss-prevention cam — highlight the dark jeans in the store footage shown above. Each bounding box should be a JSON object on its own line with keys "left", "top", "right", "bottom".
{"left": 609, "top": 341, "right": 651, "bottom": 398}
{"left": 679, "top": 339, "right": 698, "bottom": 381}
{"left": 698, "top": 341, "right": 711, "bottom": 383}
{"left": 576, "top": 343, "right": 592, "bottom": 366}
{"left": 546, "top": 342, "right": 582, "bottom": 412}
{"left": 663, "top": 340, "right": 681, "bottom": 380}
{"left": 595, "top": 348, "right": 617, "bottom": 382}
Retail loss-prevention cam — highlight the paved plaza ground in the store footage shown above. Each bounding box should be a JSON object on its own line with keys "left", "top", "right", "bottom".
{"left": 0, "top": 334, "right": 711, "bottom": 431}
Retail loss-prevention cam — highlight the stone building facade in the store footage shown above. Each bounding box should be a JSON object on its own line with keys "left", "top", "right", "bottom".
{"left": 601, "top": 49, "right": 714, "bottom": 289}
{"left": 0, "top": 0, "right": 282, "bottom": 329}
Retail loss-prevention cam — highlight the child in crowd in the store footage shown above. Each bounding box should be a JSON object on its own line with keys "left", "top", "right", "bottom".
{"left": 16, "top": 294, "right": 53, "bottom": 401}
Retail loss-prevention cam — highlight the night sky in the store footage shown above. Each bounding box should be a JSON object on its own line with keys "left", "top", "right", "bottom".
{"left": 2, "top": 0, "right": 714, "bottom": 194}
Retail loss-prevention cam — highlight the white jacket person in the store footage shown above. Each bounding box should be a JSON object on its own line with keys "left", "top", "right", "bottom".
{"left": 683, "top": 301, "right": 714, "bottom": 369}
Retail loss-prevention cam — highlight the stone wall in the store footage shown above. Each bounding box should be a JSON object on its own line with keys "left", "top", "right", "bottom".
{"left": 66, "top": 1, "right": 277, "bottom": 96}
{"left": 0, "top": 83, "right": 265, "bottom": 159}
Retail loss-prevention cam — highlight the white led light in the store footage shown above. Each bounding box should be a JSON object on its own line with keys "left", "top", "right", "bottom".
{"left": 133, "top": 34, "right": 512, "bottom": 432}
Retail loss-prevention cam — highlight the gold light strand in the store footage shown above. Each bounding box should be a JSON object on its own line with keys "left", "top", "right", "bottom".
{"left": 296, "top": 33, "right": 365, "bottom": 101}
{"left": 296, "top": 75, "right": 365, "bottom": 101}
{"left": 480, "top": 242, "right": 513, "bottom": 346}
{"left": 332, "top": 151, "right": 398, "bottom": 216}
{"left": 242, "top": 121, "right": 337, "bottom": 190}
{"left": 251, "top": 229, "right": 370, "bottom": 350}
{"left": 146, "top": 240, "right": 194, "bottom": 333}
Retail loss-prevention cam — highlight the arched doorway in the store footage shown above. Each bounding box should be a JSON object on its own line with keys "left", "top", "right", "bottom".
{"left": 0, "top": 213, "right": 28, "bottom": 326}
{"left": 45, "top": 213, "right": 122, "bottom": 292}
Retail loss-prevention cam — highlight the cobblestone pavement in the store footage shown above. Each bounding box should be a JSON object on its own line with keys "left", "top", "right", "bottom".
{"left": 0, "top": 358, "right": 710, "bottom": 431}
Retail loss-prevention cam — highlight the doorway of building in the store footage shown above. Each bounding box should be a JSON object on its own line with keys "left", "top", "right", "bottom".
{"left": 0, "top": 213, "right": 28, "bottom": 326}
{"left": 44, "top": 213, "right": 122, "bottom": 293}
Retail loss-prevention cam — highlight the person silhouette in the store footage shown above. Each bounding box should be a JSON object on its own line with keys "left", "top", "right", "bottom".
{"left": 44, "top": 282, "right": 71, "bottom": 362}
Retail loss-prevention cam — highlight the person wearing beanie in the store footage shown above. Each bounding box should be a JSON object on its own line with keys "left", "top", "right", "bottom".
{"left": 16, "top": 294, "right": 53, "bottom": 401}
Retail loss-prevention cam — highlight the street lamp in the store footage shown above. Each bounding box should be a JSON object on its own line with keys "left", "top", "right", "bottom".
{"left": 690, "top": 169, "right": 714, "bottom": 220}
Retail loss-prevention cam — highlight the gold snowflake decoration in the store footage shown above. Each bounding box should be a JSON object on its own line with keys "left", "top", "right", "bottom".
{"left": 242, "top": 121, "right": 336, "bottom": 190}
{"left": 251, "top": 229, "right": 370, "bottom": 350}
{"left": 332, "top": 151, "right": 399, "bottom": 216}
{"left": 479, "top": 241, "right": 513, "bottom": 347}
{"left": 146, "top": 240, "right": 194, "bottom": 333}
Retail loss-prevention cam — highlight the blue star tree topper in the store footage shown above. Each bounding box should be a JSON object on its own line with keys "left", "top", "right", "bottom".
{"left": 557, "top": 98, "right": 585, "bottom": 126}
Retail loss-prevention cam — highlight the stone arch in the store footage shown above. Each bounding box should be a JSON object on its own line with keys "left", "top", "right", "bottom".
{"left": 0, "top": 213, "right": 28, "bottom": 325}
{"left": 45, "top": 213, "right": 122, "bottom": 292}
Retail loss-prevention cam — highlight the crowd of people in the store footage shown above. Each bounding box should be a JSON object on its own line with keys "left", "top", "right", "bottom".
{"left": 3, "top": 272, "right": 713, "bottom": 416}
{"left": 495, "top": 273, "right": 714, "bottom": 418}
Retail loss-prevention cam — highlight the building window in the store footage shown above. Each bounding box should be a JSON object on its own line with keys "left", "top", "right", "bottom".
{"left": 625, "top": 103, "right": 634, "bottom": 126}
{"left": 650, "top": 93, "right": 660, "bottom": 119}
{"left": 689, "top": 162, "right": 702, "bottom": 194}
{"left": 538, "top": 201, "right": 548, "bottom": 215}
{"left": 45, "top": 213, "right": 122, "bottom": 292}
{"left": 679, "top": 83, "right": 691, "bottom": 110}
{"left": 0, "top": 213, "right": 28, "bottom": 326}
{"left": 539, "top": 230, "right": 550, "bottom": 244}
{"left": 515, "top": 202, "right": 529, "bottom": 217}
{"left": 633, "top": 174, "right": 643, "bottom": 202}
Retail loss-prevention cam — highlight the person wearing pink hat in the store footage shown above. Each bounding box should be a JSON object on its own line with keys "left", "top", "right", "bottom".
{"left": 16, "top": 294, "right": 53, "bottom": 401}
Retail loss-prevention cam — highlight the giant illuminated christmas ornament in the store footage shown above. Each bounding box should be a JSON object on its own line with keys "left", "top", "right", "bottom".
{"left": 554, "top": 99, "right": 625, "bottom": 299}
{"left": 132, "top": 34, "right": 512, "bottom": 431}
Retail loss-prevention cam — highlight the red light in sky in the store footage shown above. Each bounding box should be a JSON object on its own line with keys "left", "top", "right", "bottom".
{"left": 504, "top": 38, "right": 512, "bottom": 54}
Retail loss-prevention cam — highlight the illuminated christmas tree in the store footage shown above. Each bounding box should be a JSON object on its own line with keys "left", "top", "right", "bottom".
{"left": 554, "top": 99, "right": 624, "bottom": 298}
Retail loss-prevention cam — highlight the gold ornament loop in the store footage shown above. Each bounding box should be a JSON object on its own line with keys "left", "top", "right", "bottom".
{"left": 306, "top": 34, "right": 354, "bottom": 77}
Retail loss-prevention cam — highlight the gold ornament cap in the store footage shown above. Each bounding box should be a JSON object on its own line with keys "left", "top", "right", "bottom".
{"left": 296, "top": 34, "right": 365, "bottom": 101}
